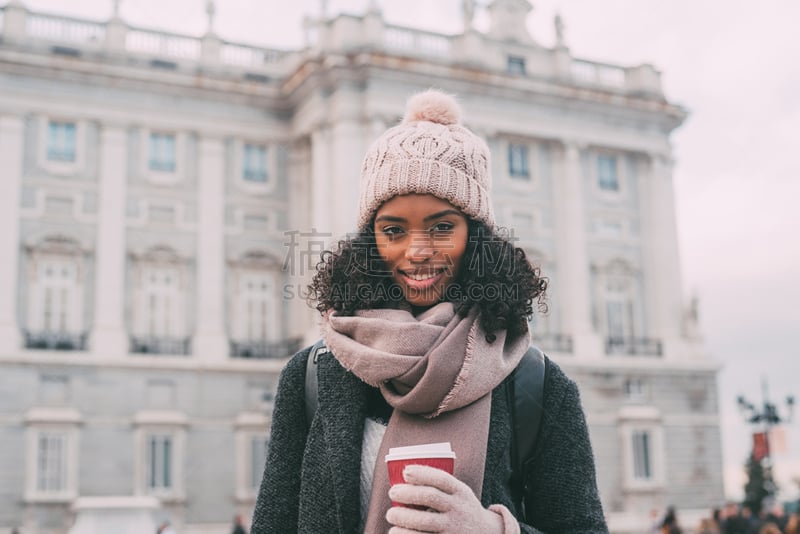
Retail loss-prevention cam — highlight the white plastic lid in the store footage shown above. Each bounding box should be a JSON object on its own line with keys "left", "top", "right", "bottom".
{"left": 385, "top": 442, "right": 456, "bottom": 462}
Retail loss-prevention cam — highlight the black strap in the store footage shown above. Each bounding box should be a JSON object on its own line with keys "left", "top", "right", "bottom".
{"left": 304, "top": 339, "right": 329, "bottom": 427}
{"left": 509, "top": 346, "right": 547, "bottom": 519}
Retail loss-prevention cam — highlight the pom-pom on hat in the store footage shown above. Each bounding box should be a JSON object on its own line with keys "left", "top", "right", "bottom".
{"left": 357, "top": 89, "right": 495, "bottom": 231}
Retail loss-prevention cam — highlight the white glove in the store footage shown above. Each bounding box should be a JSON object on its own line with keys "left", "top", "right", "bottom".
{"left": 385, "top": 464, "right": 520, "bottom": 534}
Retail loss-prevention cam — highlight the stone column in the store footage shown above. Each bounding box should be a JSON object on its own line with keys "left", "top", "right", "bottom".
{"left": 641, "top": 153, "right": 685, "bottom": 357}
{"left": 192, "top": 136, "right": 228, "bottom": 360}
{"left": 286, "top": 139, "right": 315, "bottom": 342}
{"left": 309, "top": 126, "right": 333, "bottom": 236}
{"left": 329, "top": 119, "right": 362, "bottom": 236}
{"left": 553, "top": 142, "right": 602, "bottom": 358}
{"left": 90, "top": 125, "right": 129, "bottom": 356}
{"left": 0, "top": 115, "right": 24, "bottom": 354}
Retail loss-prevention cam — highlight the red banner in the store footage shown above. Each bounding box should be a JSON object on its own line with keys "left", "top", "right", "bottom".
{"left": 752, "top": 432, "right": 769, "bottom": 461}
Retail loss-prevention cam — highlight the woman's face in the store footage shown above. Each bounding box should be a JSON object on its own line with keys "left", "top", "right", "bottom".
{"left": 373, "top": 194, "right": 469, "bottom": 308}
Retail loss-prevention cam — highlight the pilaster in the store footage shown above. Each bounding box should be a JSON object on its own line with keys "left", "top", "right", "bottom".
{"left": 0, "top": 115, "right": 24, "bottom": 354}
{"left": 90, "top": 125, "right": 129, "bottom": 356}
{"left": 330, "top": 118, "right": 363, "bottom": 236}
{"left": 309, "top": 126, "right": 334, "bottom": 235}
{"left": 553, "top": 142, "right": 602, "bottom": 358}
{"left": 192, "top": 136, "right": 228, "bottom": 360}
{"left": 641, "top": 154, "right": 685, "bottom": 357}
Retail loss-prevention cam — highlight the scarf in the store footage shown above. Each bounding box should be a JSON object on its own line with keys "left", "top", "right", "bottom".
{"left": 321, "top": 302, "right": 529, "bottom": 533}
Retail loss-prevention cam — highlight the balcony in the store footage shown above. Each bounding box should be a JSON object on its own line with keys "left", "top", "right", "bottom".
{"left": 130, "top": 336, "right": 191, "bottom": 356}
{"left": 24, "top": 330, "right": 88, "bottom": 351}
{"left": 531, "top": 333, "right": 573, "bottom": 354}
{"left": 605, "top": 337, "right": 662, "bottom": 357}
{"left": 230, "top": 338, "right": 303, "bottom": 360}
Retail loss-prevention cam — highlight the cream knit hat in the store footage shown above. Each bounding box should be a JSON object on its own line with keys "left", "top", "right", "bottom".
{"left": 357, "top": 90, "right": 495, "bottom": 231}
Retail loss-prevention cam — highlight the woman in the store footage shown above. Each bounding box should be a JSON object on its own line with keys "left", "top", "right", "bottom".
{"left": 252, "top": 90, "right": 607, "bottom": 533}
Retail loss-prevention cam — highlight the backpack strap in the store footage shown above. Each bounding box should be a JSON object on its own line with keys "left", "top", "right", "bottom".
{"left": 304, "top": 339, "right": 329, "bottom": 428}
{"left": 508, "top": 345, "right": 547, "bottom": 519}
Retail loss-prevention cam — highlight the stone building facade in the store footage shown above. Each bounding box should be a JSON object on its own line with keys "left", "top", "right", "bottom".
{"left": 0, "top": 0, "right": 723, "bottom": 532}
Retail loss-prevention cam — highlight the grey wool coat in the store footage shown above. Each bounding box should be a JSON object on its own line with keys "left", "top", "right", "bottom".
{"left": 251, "top": 345, "right": 608, "bottom": 534}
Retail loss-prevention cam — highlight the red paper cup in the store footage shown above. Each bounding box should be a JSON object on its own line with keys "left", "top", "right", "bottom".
{"left": 385, "top": 443, "right": 456, "bottom": 508}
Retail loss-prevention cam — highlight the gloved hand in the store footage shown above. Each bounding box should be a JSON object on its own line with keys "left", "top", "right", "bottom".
{"left": 385, "top": 464, "right": 520, "bottom": 534}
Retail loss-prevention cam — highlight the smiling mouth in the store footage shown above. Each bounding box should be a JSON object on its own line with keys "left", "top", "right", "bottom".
{"left": 399, "top": 269, "right": 446, "bottom": 289}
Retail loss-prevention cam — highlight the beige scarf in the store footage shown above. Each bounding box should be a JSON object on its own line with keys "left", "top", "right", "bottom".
{"left": 321, "top": 302, "right": 529, "bottom": 533}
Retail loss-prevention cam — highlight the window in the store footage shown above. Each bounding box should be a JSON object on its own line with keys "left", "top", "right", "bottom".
{"left": 36, "top": 432, "right": 67, "bottom": 493}
{"left": 230, "top": 271, "right": 278, "bottom": 358}
{"left": 507, "top": 55, "right": 526, "bottom": 75}
{"left": 243, "top": 144, "right": 268, "bottom": 183}
{"left": 249, "top": 435, "right": 269, "bottom": 491}
{"left": 134, "top": 412, "right": 186, "bottom": 499}
{"left": 149, "top": 133, "right": 176, "bottom": 172}
{"left": 508, "top": 143, "right": 529, "bottom": 179}
{"left": 632, "top": 430, "right": 653, "bottom": 480}
{"left": 606, "top": 299, "right": 633, "bottom": 340}
{"left": 624, "top": 378, "right": 646, "bottom": 401}
{"left": 42, "top": 261, "right": 73, "bottom": 333}
{"left": 130, "top": 248, "right": 189, "bottom": 355}
{"left": 25, "top": 243, "right": 86, "bottom": 350}
{"left": 230, "top": 270, "right": 278, "bottom": 358}
{"left": 137, "top": 266, "right": 183, "bottom": 339}
{"left": 620, "top": 413, "right": 664, "bottom": 490}
{"left": 241, "top": 273, "right": 275, "bottom": 342}
{"left": 47, "top": 121, "right": 76, "bottom": 162}
{"left": 25, "top": 409, "right": 81, "bottom": 502}
{"left": 234, "top": 413, "right": 271, "bottom": 501}
{"left": 146, "top": 433, "right": 173, "bottom": 493}
{"left": 597, "top": 155, "right": 619, "bottom": 191}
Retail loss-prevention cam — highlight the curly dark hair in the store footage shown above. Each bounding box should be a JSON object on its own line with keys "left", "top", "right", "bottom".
{"left": 308, "top": 219, "right": 548, "bottom": 341}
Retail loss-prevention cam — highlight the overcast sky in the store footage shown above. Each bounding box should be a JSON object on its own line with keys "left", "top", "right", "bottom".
{"left": 16, "top": 0, "right": 800, "bottom": 502}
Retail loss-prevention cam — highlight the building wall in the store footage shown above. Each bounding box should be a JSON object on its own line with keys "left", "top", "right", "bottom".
{"left": 0, "top": 2, "right": 723, "bottom": 532}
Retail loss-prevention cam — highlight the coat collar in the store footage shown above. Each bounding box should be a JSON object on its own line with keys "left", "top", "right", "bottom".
{"left": 316, "top": 351, "right": 369, "bottom": 534}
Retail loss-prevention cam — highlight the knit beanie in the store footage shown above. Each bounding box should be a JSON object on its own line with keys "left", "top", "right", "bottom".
{"left": 357, "top": 90, "right": 495, "bottom": 231}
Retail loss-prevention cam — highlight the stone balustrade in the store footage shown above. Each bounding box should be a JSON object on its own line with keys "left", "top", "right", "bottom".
{"left": 125, "top": 27, "right": 201, "bottom": 59}
{"left": 383, "top": 24, "right": 453, "bottom": 58}
{"left": 26, "top": 11, "right": 106, "bottom": 45}
{"left": 0, "top": 3, "right": 663, "bottom": 95}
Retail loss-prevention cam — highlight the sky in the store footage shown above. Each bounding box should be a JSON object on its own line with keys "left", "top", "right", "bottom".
{"left": 15, "top": 0, "right": 800, "bottom": 502}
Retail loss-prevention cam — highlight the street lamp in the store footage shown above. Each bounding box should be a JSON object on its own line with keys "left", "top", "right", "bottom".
{"left": 737, "top": 377, "right": 794, "bottom": 512}
{"left": 737, "top": 378, "right": 794, "bottom": 428}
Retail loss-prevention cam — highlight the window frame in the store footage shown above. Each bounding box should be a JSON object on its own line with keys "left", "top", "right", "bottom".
{"left": 140, "top": 129, "right": 185, "bottom": 185}
{"left": 593, "top": 260, "right": 643, "bottom": 352}
{"left": 46, "top": 121, "right": 77, "bottom": 162}
{"left": 234, "top": 139, "right": 276, "bottom": 194}
{"left": 24, "top": 239, "right": 87, "bottom": 347}
{"left": 130, "top": 250, "right": 189, "bottom": 348}
{"left": 133, "top": 411, "right": 187, "bottom": 501}
{"left": 597, "top": 154, "right": 619, "bottom": 191}
{"left": 619, "top": 408, "right": 664, "bottom": 491}
{"left": 624, "top": 377, "right": 647, "bottom": 402}
{"left": 507, "top": 142, "right": 531, "bottom": 180}
{"left": 37, "top": 116, "right": 87, "bottom": 176}
{"left": 592, "top": 151, "right": 628, "bottom": 199}
{"left": 231, "top": 270, "right": 278, "bottom": 344}
{"left": 24, "top": 409, "right": 81, "bottom": 503}
{"left": 234, "top": 412, "right": 271, "bottom": 502}
{"left": 242, "top": 143, "right": 268, "bottom": 183}
{"left": 507, "top": 55, "right": 527, "bottom": 75}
